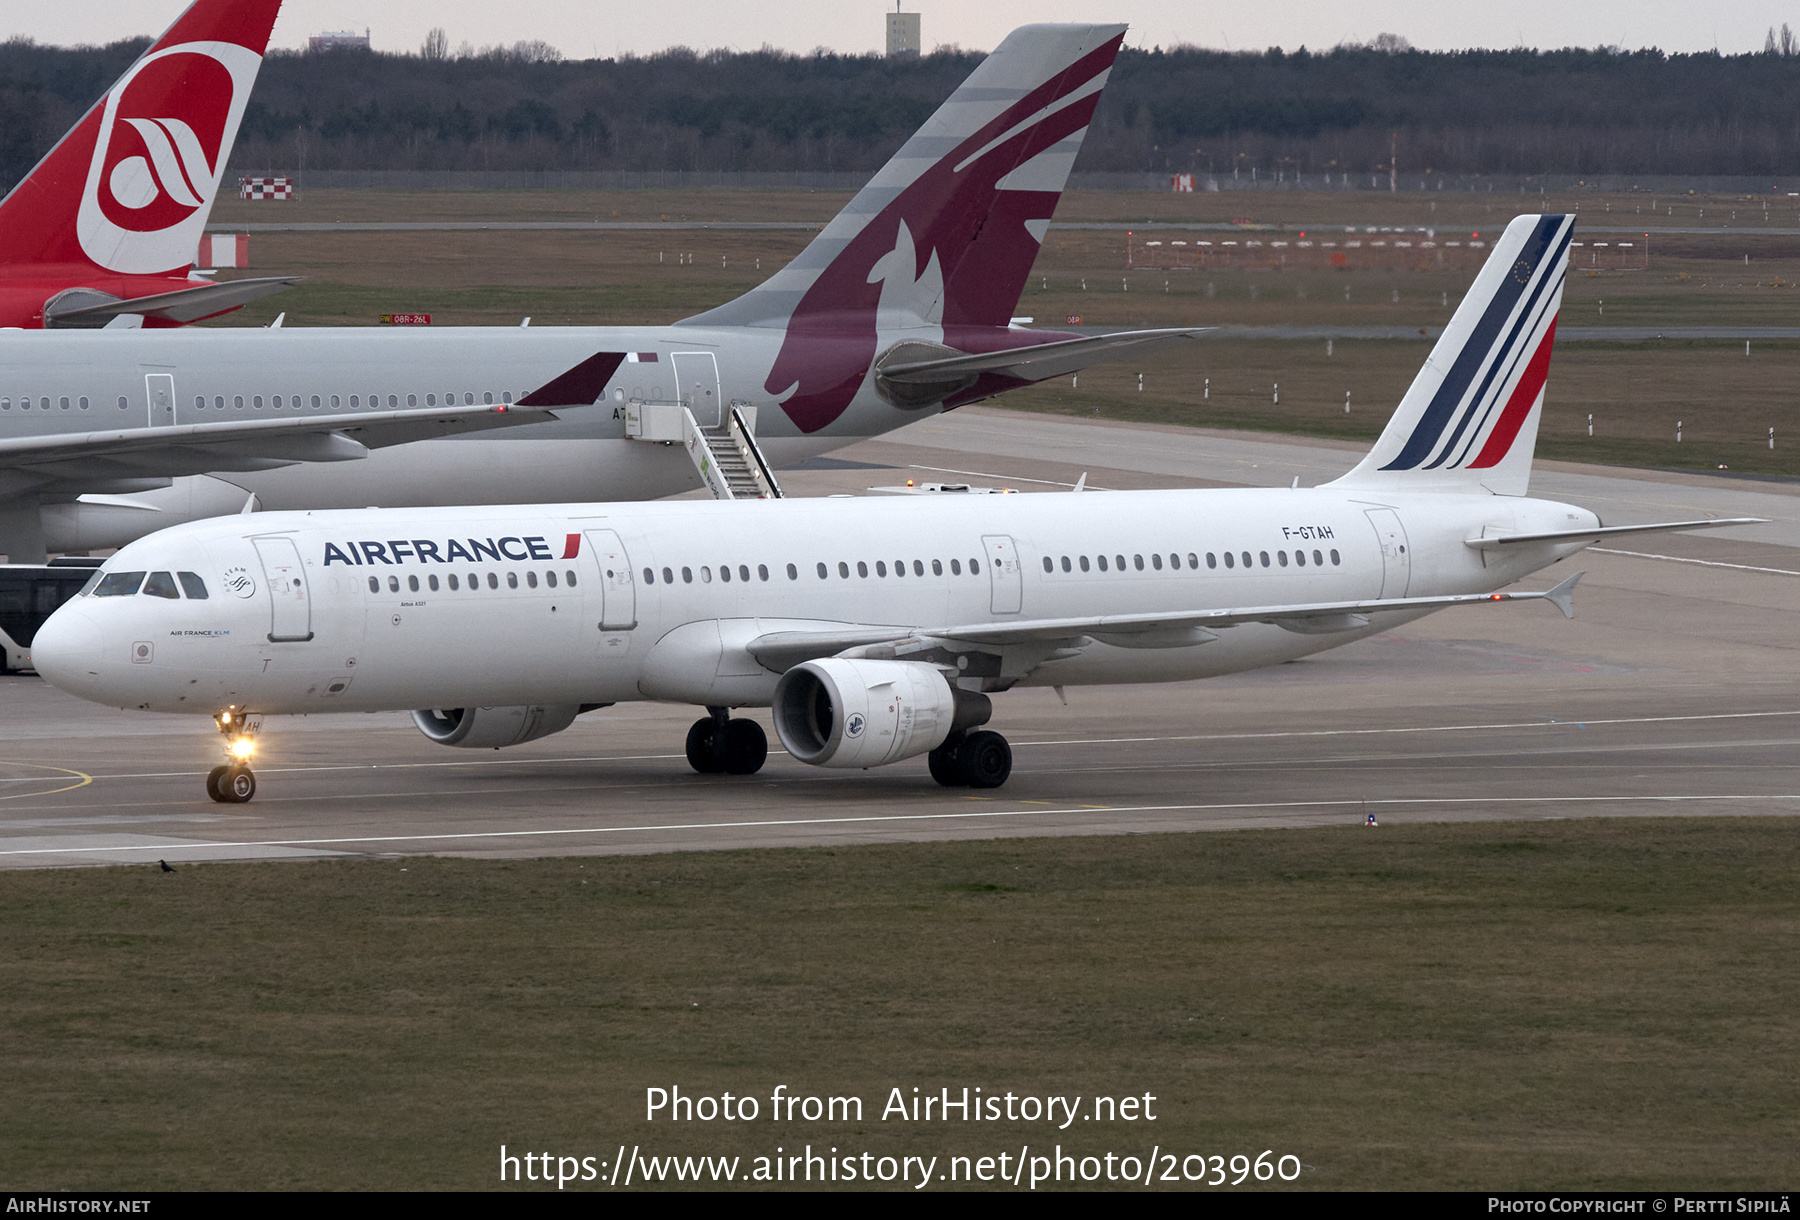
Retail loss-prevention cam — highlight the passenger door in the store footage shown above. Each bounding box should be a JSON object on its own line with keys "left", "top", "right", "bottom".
{"left": 981, "top": 535, "right": 1023, "bottom": 614}
{"left": 1364, "top": 509, "right": 1411, "bottom": 599}
{"left": 584, "top": 529, "right": 637, "bottom": 630}
{"left": 671, "top": 352, "right": 722, "bottom": 427}
{"left": 252, "top": 535, "right": 314, "bottom": 642}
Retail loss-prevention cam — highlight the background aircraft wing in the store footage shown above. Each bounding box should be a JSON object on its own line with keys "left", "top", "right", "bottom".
{"left": 0, "top": 404, "right": 558, "bottom": 491}
{"left": 45, "top": 278, "right": 301, "bottom": 327}
{"left": 875, "top": 328, "right": 1209, "bottom": 385}
{"left": 747, "top": 574, "right": 1583, "bottom": 670}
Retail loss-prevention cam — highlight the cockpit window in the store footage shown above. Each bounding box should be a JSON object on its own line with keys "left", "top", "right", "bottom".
{"left": 142, "top": 572, "right": 180, "bottom": 599}
{"left": 93, "top": 571, "right": 146, "bottom": 597}
{"left": 78, "top": 570, "right": 103, "bottom": 597}
{"left": 177, "top": 572, "right": 209, "bottom": 599}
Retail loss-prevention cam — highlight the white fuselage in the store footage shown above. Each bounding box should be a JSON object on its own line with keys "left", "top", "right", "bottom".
{"left": 0, "top": 325, "right": 938, "bottom": 551}
{"left": 35, "top": 487, "right": 1597, "bottom": 717}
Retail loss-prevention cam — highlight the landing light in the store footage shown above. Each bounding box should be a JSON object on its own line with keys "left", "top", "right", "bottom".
{"left": 229, "top": 738, "right": 256, "bottom": 761}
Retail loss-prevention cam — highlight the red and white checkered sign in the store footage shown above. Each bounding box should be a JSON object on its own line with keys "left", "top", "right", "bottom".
{"left": 240, "top": 176, "right": 292, "bottom": 200}
{"left": 196, "top": 234, "right": 248, "bottom": 269}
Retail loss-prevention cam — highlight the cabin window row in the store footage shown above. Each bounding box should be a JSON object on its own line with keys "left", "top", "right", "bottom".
{"left": 1042, "top": 548, "right": 1342, "bottom": 574}
{"left": 3, "top": 396, "right": 91, "bottom": 411}
{"left": 194, "top": 391, "right": 518, "bottom": 411}
{"left": 86, "top": 570, "right": 209, "bottom": 599}
{"left": 640, "top": 557, "right": 983, "bottom": 586}
{"left": 366, "top": 569, "right": 579, "bottom": 594}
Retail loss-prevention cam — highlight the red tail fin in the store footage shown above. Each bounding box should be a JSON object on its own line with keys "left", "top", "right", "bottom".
{"left": 0, "top": 0, "right": 281, "bottom": 275}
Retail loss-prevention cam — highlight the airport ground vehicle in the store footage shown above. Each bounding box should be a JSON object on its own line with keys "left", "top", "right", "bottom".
{"left": 0, "top": 559, "right": 102, "bottom": 673}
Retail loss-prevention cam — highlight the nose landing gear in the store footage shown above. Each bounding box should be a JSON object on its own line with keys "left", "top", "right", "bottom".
{"left": 685, "top": 706, "right": 768, "bottom": 775}
{"left": 208, "top": 708, "right": 260, "bottom": 804}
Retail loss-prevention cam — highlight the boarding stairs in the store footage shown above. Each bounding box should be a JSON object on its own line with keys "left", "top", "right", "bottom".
{"left": 624, "top": 399, "right": 783, "bottom": 500}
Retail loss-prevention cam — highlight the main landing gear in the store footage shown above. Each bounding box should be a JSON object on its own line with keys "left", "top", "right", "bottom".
{"left": 686, "top": 706, "right": 768, "bottom": 776}
{"left": 207, "top": 707, "right": 260, "bottom": 804}
{"left": 928, "top": 729, "right": 1013, "bottom": 789}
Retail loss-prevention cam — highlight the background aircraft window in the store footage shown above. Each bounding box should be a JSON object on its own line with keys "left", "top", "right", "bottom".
{"left": 367, "top": 576, "right": 379, "bottom": 593}
{"left": 817, "top": 563, "right": 829, "bottom": 579}
{"left": 838, "top": 562, "right": 850, "bottom": 579}
{"left": 700, "top": 566, "right": 712, "bottom": 583}
{"left": 428, "top": 574, "right": 440, "bottom": 591}
{"left": 546, "top": 571, "right": 558, "bottom": 588}
{"left": 449, "top": 574, "right": 460, "bottom": 591}
{"left": 234, "top": 396, "right": 244, "bottom": 409}
{"left": 16, "top": 398, "right": 28, "bottom": 411}
{"left": 565, "top": 571, "right": 577, "bottom": 586}
{"left": 329, "top": 395, "right": 340, "bottom": 408}
{"left": 349, "top": 396, "right": 359, "bottom": 408}
{"left": 253, "top": 396, "right": 264, "bottom": 409}
{"left": 444, "top": 390, "right": 454, "bottom": 403}
{"left": 508, "top": 572, "right": 520, "bottom": 589}
{"left": 407, "top": 395, "right": 417, "bottom": 407}
{"left": 680, "top": 568, "right": 692, "bottom": 584}
{"left": 503, "top": 392, "right": 514, "bottom": 404}
{"left": 1150, "top": 554, "right": 1161, "bottom": 570}
{"left": 1206, "top": 553, "right": 1217, "bottom": 569}
{"left": 932, "top": 560, "right": 943, "bottom": 576}
{"left": 310, "top": 395, "right": 320, "bottom": 408}
{"left": 950, "top": 559, "right": 961, "bottom": 575}
{"left": 94, "top": 572, "right": 145, "bottom": 597}
{"left": 642, "top": 568, "right": 654, "bottom": 585}
{"left": 0, "top": 398, "right": 9, "bottom": 409}
{"left": 856, "top": 561, "right": 868, "bottom": 578}
{"left": 1079, "top": 555, "right": 1090, "bottom": 572}
{"left": 913, "top": 560, "right": 925, "bottom": 576}
{"left": 662, "top": 567, "right": 674, "bottom": 584}
{"left": 786, "top": 564, "right": 798, "bottom": 581}
{"left": 1260, "top": 552, "right": 1271, "bottom": 568}
{"left": 388, "top": 576, "right": 400, "bottom": 592}
{"left": 464, "top": 393, "right": 475, "bottom": 405}
{"left": 389, "top": 395, "right": 399, "bottom": 408}
{"left": 488, "top": 573, "right": 499, "bottom": 589}
{"left": 527, "top": 571, "right": 539, "bottom": 588}
{"left": 1097, "top": 555, "right": 1108, "bottom": 572}
{"left": 483, "top": 392, "right": 494, "bottom": 404}
{"left": 748, "top": 565, "right": 759, "bottom": 582}
{"left": 1314, "top": 550, "right": 1324, "bottom": 566}
{"left": 117, "top": 397, "right": 128, "bottom": 409}
{"left": 1224, "top": 553, "right": 1235, "bottom": 569}
{"left": 192, "top": 396, "right": 203, "bottom": 410}
{"left": 1278, "top": 551, "right": 1289, "bottom": 567}
{"left": 79, "top": 397, "right": 89, "bottom": 410}
{"left": 293, "top": 391, "right": 303, "bottom": 406}
{"left": 176, "top": 573, "right": 208, "bottom": 599}
{"left": 40, "top": 397, "right": 49, "bottom": 409}
{"left": 58, "top": 397, "right": 69, "bottom": 410}
{"left": 1042, "top": 557, "right": 1054, "bottom": 573}
{"left": 1330, "top": 549, "right": 1341, "bottom": 565}
{"left": 274, "top": 395, "right": 285, "bottom": 408}
{"left": 875, "top": 561, "right": 886, "bottom": 577}
{"left": 408, "top": 575, "right": 420, "bottom": 592}
{"left": 426, "top": 394, "right": 436, "bottom": 406}
{"left": 1241, "top": 552, "right": 1253, "bottom": 568}
{"left": 718, "top": 565, "right": 731, "bottom": 583}
{"left": 142, "top": 572, "right": 179, "bottom": 599}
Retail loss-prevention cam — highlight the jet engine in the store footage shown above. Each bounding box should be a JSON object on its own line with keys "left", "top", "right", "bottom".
{"left": 410, "top": 704, "right": 582, "bottom": 749}
{"left": 772, "top": 659, "right": 990, "bottom": 769}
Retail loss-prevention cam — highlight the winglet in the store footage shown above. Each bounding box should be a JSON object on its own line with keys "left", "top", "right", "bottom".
{"left": 1543, "top": 571, "right": 1582, "bottom": 619}
{"left": 1071, "top": 472, "right": 1087, "bottom": 493}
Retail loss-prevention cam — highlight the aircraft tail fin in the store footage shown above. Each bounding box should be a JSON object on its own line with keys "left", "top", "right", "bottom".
{"left": 0, "top": 0, "right": 281, "bottom": 276}
{"left": 1328, "top": 213, "right": 1574, "bottom": 498}
{"left": 679, "top": 23, "right": 1126, "bottom": 432}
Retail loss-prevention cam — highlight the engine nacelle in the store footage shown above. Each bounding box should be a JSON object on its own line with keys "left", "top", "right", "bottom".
{"left": 410, "top": 704, "right": 582, "bottom": 749}
{"left": 772, "top": 659, "right": 990, "bottom": 769}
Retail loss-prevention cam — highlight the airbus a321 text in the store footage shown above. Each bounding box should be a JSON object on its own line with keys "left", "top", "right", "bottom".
{"left": 33, "top": 215, "right": 1762, "bottom": 802}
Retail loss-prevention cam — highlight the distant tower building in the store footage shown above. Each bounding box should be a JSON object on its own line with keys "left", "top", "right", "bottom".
{"left": 886, "top": 3, "right": 921, "bottom": 58}
{"left": 309, "top": 28, "right": 371, "bottom": 52}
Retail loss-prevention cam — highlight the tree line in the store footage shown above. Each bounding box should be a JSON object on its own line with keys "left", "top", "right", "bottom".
{"left": 4, "top": 34, "right": 1800, "bottom": 191}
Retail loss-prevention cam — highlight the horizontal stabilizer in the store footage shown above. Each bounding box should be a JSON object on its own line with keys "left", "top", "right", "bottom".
{"left": 877, "top": 328, "right": 1209, "bottom": 385}
{"left": 747, "top": 576, "right": 1585, "bottom": 670}
{"left": 46, "top": 277, "right": 300, "bottom": 326}
{"left": 1465, "top": 517, "right": 1767, "bottom": 548}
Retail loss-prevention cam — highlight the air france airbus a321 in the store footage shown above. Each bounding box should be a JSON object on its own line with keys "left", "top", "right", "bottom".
{"left": 0, "top": 23, "right": 1197, "bottom": 563}
{"left": 32, "top": 215, "right": 1762, "bottom": 803}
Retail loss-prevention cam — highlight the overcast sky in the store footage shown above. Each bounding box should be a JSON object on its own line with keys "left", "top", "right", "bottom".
{"left": 10, "top": 1, "right": 1793, "bottom": 58}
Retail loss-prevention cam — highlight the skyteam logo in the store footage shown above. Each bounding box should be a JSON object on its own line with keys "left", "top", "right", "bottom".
{"left": 76, "top": 41, "right": 262, "bottom": 275}
{"left": 1378, "top": 214, "right": 1573, "bottom": 474}
{"left": 845, "top": 713, "right": 866, "bottom": 739}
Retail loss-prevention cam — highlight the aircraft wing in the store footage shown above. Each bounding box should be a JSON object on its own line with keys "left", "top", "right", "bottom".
{"left": 45, "top": 277, "right": 301, "bottom": 326}
{"left": 1463, "top": 518, "right": 1766, "bottom": 548}
{"left": 0, "top": 404, "right": 557, "bottom": 493}
{"left": 876, "top": 328, "right": 1210, "bottom": 385}
{"left": 746, "top": 573, "right": 1583, "bottom": 670}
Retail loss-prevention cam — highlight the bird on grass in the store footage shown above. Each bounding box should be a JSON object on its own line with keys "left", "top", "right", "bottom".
{"left": 159, "top": 859, "right": 174, "bottom": 873}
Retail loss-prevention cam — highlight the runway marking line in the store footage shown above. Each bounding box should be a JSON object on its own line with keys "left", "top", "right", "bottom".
{"left": 2, "top": 793, "right": 1796, "bottom": 858}
{"left": 0, "top": 762, "right": 92, "bottom": 801}
{"left": 1589, "top": 547, "right": 1800, "bottom": 577}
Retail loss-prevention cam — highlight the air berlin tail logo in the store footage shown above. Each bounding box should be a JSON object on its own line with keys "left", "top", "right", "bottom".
{"left": 77, "top": 41, "right": 263, "bottom": 275}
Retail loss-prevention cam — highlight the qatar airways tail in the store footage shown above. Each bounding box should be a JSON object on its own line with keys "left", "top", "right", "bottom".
{"left": 0, "top": 0, "right": 293, "bottom": 329}
{"left": 30, "top": 213, "right": 1764, "bottom": 802}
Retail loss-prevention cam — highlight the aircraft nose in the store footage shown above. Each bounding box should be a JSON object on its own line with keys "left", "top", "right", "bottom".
{"left": 31, "top": 603, "right": 105, "bottom": 696}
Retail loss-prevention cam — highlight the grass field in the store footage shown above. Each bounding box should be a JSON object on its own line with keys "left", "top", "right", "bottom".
{"left": 200, "top": 188, "right": 1800, "bottom": 478}
{"left": 4, "top": 819, "right": 1796, "bottom": 1190}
